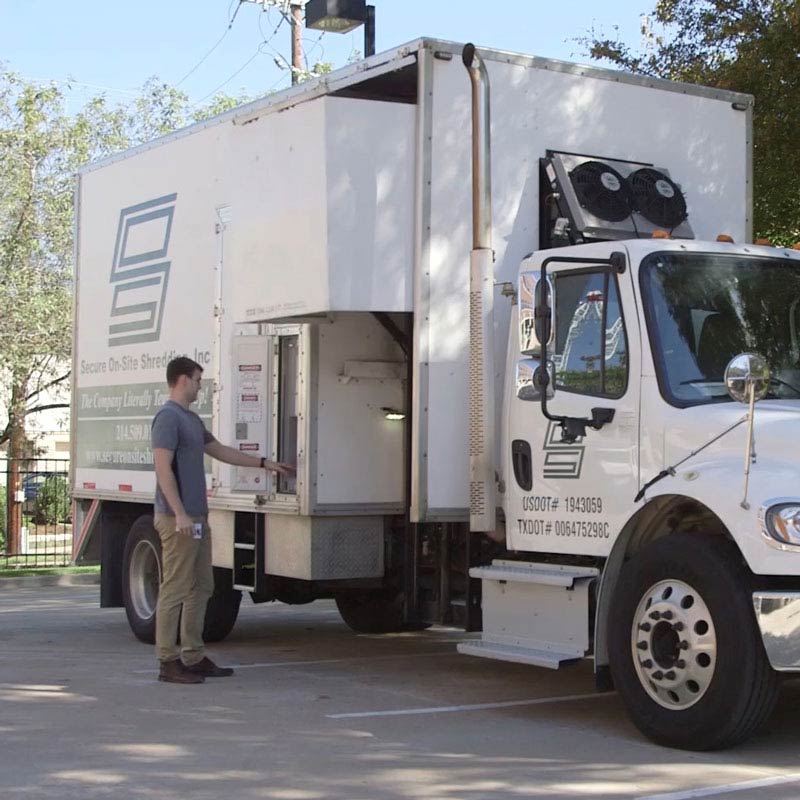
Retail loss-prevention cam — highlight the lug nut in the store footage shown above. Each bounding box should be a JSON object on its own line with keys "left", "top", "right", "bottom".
{"left": 639, "top": 622, "right": 652, "bottom": 632}
{"left": 652, "top": 670, "right": 664, "bottom": 680}
{"left": 649, "top": 611, "right": 661, "bottom": 620}
{"left": 676, "top": 660, "right": 686, "bottom": 669}
{"left": 637, "top": 641, "right": 648, "bottom": 650}
{"left": 665, "top": 670, "right": 676, "bottom": 680}
{"left": 673, "top": 622, "right": 684, "bottom": 632}
{"left": 641, "top": 659, "right": 653, "bottom": 669}
{"left": 662, "top": 610, "right": 673, "bottom": 620}
{"left": 679, "top": 641, "right": 689, "bottom": 650}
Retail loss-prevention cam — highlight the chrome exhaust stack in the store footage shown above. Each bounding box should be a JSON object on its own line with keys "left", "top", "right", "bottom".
{"left": 462, "top": 43, "right": 496, "bottom": 533}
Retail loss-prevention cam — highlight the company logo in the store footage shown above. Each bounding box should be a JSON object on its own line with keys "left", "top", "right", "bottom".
{"left": 542, "top": 421, "right": 585, "bottom": 479}
{"left": 108, "top": 194, "right": 177, "bottom": 347}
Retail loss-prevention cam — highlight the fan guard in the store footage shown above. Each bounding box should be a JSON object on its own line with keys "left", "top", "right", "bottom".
{"left": 629, "top": 167, "right": 688, "bottom": 228}
{"left": 569, "top": 161, "right": 633, "bottom": 222}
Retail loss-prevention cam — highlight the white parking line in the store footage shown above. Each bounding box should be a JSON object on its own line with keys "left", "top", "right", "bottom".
{"left": 326, "top": 691, "right": 606, "bottom": 719}
{"left": 132, "top": 650, "right": 454, "bottom": 674}
{"left": 637, "top": 773, "right": 800, "bottom": 800}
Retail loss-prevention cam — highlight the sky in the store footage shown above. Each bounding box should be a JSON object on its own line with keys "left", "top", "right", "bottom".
{"left": 0, "top": 0, "right": 651, "bottom": 112}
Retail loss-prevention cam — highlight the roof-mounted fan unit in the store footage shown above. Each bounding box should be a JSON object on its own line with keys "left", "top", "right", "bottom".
{"left": 628, "top": 167, "right": 688, "bottom": 229}
{"left": 569, "top": 161, "right": 633, "bottom": 223}
{"left": 543, "top": 152, "right": 694, "bottom": 242}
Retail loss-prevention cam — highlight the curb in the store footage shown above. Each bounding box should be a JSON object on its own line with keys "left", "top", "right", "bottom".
{"left": 0, "top": 573, "right": 101, "bottom": 590}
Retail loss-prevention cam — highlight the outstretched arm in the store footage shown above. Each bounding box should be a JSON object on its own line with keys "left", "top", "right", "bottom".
{"left": 204, "top": 440, "right": 295, "bottom": 475}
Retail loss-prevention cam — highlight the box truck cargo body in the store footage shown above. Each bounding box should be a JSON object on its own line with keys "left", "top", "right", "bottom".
{"left": 71, "top": 39, "right": 800, "bottom": 749}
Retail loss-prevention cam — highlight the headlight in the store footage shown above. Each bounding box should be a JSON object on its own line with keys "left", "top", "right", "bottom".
{"left": 760, "top": 501, "right": 800, "bottom": 547}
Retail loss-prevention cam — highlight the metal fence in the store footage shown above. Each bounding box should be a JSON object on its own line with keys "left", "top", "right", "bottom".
{"left": 0, "top": 458, "right": 72, "bottom": 569}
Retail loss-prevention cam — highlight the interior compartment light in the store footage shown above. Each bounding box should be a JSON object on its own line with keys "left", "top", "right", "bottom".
{"left": 381, "top": 407, "right": 405, "bottom": 420}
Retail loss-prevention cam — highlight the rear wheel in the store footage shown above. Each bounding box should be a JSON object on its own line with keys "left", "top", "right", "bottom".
{"left": 121, "top": 516, "right": 241, "bottom": 644}
{"left": 203, "top": 568, "right": 242, "bottom": 642}
{"left": 122, "top": 516, "right": 161, "bottom": 643}
{"left": 336, "top": 588, "right": 429, "bottom": 633}
{"left": 609, "top": 533, "right": 780, "bottom": 750}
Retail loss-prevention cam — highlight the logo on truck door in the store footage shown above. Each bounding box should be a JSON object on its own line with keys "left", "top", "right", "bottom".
{"left": 542, "top": 421, "right": 585, "bottom": 479}
{"left": 108, "top": 193, "right": 176, "bottom": 347}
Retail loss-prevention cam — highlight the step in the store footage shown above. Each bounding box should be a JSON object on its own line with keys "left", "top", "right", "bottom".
{"left": 457, "top": 639, "right": 581, "bottom": 669}
{"left": 470, "top": 560, "right": 599, "bottom": 588}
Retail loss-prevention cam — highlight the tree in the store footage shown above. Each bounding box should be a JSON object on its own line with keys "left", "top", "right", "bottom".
{"left": 584, "top": 1, "right": 800, "bottom": 244}
{"left": 0, "top": 70, "right": 257, "bottom": 552}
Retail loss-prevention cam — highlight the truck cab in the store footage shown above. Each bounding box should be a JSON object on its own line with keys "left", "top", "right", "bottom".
{"left": 463, "top": 237, "right": 800, "bottom": 749}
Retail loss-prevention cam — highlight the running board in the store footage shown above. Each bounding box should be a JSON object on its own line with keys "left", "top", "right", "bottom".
{"left": 458, "top": 560, "right": 599, "bottom": 669}
{"left": 457, "top": 639, "right": 581, "bottom": 669}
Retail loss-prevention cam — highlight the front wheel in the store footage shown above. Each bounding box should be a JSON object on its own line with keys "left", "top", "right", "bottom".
{"left": 609, "top": 533, "right": 780, "bottom": 750}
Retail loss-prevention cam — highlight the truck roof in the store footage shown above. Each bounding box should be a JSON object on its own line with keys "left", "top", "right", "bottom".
{"left": 79, "top": 37, "right": 754, "bottom": 176}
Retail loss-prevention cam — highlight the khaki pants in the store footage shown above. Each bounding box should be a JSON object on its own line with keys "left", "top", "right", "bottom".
{"left": 153, "top": 513, "right": 214, "bottom": 666}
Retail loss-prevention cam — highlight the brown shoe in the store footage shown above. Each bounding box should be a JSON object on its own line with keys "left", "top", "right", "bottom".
{"left": 158, "top": 659, "right": 205, "bottom": 684}
{"left": 183, "top": 656, "right": 234, "bottom": 677}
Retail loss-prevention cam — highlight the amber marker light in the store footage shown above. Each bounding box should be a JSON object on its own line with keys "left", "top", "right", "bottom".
{"left": 755, "top": 238, "right": 773, "bottom": 246}
{"left": 651, "top": 230, "right": 670, "bottom": 239}
{"left": 792, "top": 243, "right": 800, "bottom": 250}
{"left": 716, "top": 234, "right": 735, "bottom": 243}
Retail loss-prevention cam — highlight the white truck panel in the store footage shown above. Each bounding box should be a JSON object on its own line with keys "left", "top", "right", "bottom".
{"left": 311, "top": 314, "right": 405, "bottom": 511}
{"left": 420, "top": 54, "right": 749, "bottom": 517}
{"left": 75, "top": 124, "right": 222, "bottom": 495}
{"left": 229, "top": 96, "right": 415, "bottom": 323}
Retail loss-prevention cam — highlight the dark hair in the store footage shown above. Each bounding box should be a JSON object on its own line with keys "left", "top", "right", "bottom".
{"left": 166, "top": 356, "right": 203, "bottom": 387}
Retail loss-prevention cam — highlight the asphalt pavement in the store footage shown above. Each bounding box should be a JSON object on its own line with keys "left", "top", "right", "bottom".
{"left": 2, "top": 584, "right": 800, "bottom": 800}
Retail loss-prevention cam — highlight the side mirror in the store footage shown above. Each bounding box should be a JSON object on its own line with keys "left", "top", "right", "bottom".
{"left": 516, "top": 358, "right": 555, "bottom": 401}
{"left": 519, "top": 271, "right": 554, "bottom": 354}
{"left": 724, "top": 353, "right": 770, "bottom": 403}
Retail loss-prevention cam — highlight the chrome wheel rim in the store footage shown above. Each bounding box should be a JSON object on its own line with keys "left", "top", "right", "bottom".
{"left": 631, "top": 578, "right": 717, "bottom": 710}
{"left": 129, "top": 539, "right": 161, "bottom": 621}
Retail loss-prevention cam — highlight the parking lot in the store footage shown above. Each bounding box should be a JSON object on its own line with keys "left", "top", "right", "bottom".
{"left": 2, "top": 585, "right": 800, "bottom": 800}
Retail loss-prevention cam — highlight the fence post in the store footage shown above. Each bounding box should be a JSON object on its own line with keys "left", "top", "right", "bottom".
{"left": 7, "top": 458, "right": 21, "bottom": 556}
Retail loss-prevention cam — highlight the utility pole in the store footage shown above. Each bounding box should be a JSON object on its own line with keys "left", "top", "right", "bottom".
{"left": 291, "top": 2, "right": 303, "bottom": 85}
{"left": 242, "top": 1, "right": 306, "bottom": 84}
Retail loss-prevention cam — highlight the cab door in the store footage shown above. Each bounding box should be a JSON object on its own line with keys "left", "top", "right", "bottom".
{"left": 505, "top": 244, "right": 640, "bottom": 556}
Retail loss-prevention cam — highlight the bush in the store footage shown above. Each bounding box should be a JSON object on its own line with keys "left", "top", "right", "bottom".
{"left": 33, "top": 476, "right": 70, "bottom": 525}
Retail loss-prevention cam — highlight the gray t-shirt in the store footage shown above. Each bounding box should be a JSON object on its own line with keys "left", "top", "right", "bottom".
{"left": 151, "top": 400, "right": 215, "bottom": 516}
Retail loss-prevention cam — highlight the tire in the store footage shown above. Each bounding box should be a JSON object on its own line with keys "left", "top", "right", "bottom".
{"left": 608, "top": 533, "right": 780, "bottom": 750}
{"left": 203, "top": 567, "right": 242, "bottom": 642}
{"left": 336, "top": 588, "right": 429, "bottom": 634}
{"left": 121, "top": 516, "right": 241, "bottom": 644}
{"left": 122, "top": 516, "right": 162, "bottom": 644}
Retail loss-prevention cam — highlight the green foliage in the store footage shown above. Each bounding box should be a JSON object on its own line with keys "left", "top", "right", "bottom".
{"left": 32, "top": 475, "right": 70, "bottom": 525}
{"left": 583, "top": 1, "right": 800, "bottom": 244}
{"left": 0, "top": 67, "right": 254, "bottom": 450}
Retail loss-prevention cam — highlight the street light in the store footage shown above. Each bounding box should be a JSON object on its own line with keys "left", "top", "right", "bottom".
{"left": 305, "top": 0, "right": 375, "bottom": 57}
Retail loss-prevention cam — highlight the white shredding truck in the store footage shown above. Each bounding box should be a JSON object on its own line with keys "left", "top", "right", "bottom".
{"left": 71, "top": 38, "right": 800, "bottom": 749}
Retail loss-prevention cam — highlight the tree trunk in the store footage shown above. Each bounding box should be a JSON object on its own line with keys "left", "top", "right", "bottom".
{"left": 5, "top": 381, "right": 27, "bottom": 556}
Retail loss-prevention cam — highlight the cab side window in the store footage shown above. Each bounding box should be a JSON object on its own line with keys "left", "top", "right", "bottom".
{"left": 553, "top": 271, "right": 628, "bottom": 397}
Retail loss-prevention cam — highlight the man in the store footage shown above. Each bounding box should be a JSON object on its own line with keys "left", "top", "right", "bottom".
{"left": 152, "top": 356, "right": 294, "bottom": 684}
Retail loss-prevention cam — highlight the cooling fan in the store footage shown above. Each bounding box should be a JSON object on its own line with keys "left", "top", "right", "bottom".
{"left": 628, "top": 167, "right": 688, "bottom": 229}
{"left": 569, "top": 160, "right": 633, "bottom": 223}
{"left": 543, "top": 151, "right": 695, "bottom": 242}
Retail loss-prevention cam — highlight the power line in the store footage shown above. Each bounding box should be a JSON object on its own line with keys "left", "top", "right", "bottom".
{"left": 175, "top": 1, "right": 246, "bottom": 88}
{"left": 194, "top": 12, "right": 287, "bottom": 104}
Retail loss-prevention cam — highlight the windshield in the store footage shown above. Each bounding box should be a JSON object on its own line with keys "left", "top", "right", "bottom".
{"left": 640, "top": 252, "right": 800, "bottom": 406}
